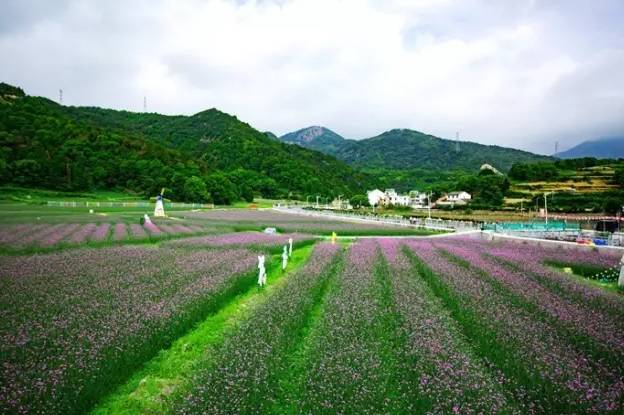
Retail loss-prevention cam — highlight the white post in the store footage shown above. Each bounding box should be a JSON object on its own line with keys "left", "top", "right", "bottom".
{"left": 288, "top": 237, "right": 293, "bottom": 257}
{"left": 282, "top": 246, "right": 288, "bottom": 270}
{"left": 427, "top": 192, "right": 432, "bottom": 220}
{"left": 619, "top": 254, "right": 624, "bottom": 288}
{"left": 257, "top": 255, "right": 266, "bottom": 287}
{"left": 544, "top": 192, "right": 548, "bottom": 227}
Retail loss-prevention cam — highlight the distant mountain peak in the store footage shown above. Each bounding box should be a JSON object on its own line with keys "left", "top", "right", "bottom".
{"left": 281, "top": 126, "right": 344, "bottom": 144}
{"left": 556, "top": 136, "right": 624, "bottom": 159}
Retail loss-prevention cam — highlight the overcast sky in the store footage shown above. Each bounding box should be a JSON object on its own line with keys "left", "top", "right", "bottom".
{"left": 1, "top": 0, "right": 623, "bottom": 153}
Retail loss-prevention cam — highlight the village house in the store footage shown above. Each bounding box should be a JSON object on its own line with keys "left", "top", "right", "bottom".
{"left": 436, "top": 191, "right": 472, "bottom": 206}
{"left": 367, "top": 189, "right": 426, "bottom": 208}
{"left": 409, "top": 190, "right": 428, "bottom": 209}
{"left": 367, "top": 189, "right": 386, "bottom": 207}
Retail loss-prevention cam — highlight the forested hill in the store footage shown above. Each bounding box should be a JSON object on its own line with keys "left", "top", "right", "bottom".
{"left": 281, "top": 127, "right": 550, "bottom": 172}
{"left": 0, "top": 82, "right": 371, "bottom": 203}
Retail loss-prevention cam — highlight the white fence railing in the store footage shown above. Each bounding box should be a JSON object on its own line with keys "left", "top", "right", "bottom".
{"left": 273, "top": 206, "right": 480, "bottom": 231}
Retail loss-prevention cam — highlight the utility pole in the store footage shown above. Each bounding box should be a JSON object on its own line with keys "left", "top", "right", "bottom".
{"left": 316, "top": 195, "right": 320, "bottom": 209}
{"left": 143, "top": 96, "right": 147, "bottom": 113}
{"left": 427, "top": 192, "right": 432, "bottom": 220}
{"left": 544, "top": 192, "right": 548, "bottom": 227}
{"left": 455, "top": 131, "right": 460, "bottom": 153}
{"left": 338, "top": 194, "right": 343, "bottom": 210}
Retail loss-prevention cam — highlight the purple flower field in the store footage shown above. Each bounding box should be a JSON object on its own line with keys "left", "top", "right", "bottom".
{"left": 181, "top": 209, "right": 435, "bottom": 235}
{"left": 165, "top": 231, "right": 314, "bottom": 249}
{"left": 0, "top": 244, "right": 258, "bottom": 414}
{"left": 0, "top": 221, "right": 212, "bottom": 251}
{"left": 1, "top": 231, "right": 622, "bottom": 414}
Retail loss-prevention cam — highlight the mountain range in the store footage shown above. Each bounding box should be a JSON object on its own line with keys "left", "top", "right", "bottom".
{"left": 279, "top": 126, "right": 550, "bottom": 172}
{"left": 1, "top": 81, "right": 570, "bottom": 203}
{"left": 556, "top": 136, "right": 624, "bottom": 159}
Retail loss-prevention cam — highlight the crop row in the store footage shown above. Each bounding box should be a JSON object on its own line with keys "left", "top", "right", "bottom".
{"left": 176, "top": 237, "right": 622, "bottom": 414}
{"left": 378, "top": 238, "right": 516, "bottom": 413}
{"left": 178, "top": 242, "right": 342, "bottom": 414}
{"left": 405, "top": 238, "right": 623, "bottom": 413}
{"left": 432, "top": 237, "right": 624, "bottom": 357}
{"left": 0, "top": 222, "right": 208, "bottom": 251}
{"left": 0, "top": 244, "right": 259, "bottom": 414}
{"left": 165, "top": 231, "right": 314, "bottom": 250}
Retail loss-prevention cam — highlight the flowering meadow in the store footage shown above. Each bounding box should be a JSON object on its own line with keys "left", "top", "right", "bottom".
{"left": 0, "top": 244, "right": 259, "bottom": 414}
{"left": 0, "top": 221, "right": 209, "bottom": 252}
{"left": 1, "top": 229, "right": 622, "bottom": 414}
{"left": 180, "top": 209, "right": 436, "bottom": 235}
{"left": 165, "top": 231, "right": 314, "bottom": 250}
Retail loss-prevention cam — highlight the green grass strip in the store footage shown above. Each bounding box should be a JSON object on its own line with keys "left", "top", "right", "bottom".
{"left": 90, "top": 244, "right": 316, "bottom": 415}
{"left": 404, "top": 247, "right": 580, "bottom": 414}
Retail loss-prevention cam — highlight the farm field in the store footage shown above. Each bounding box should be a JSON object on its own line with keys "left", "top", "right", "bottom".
{"left": 1, "top": 208, "right": 623, "bottom": 414}
{"left": 176, "top": 209, "right": 440, "bottom": 236}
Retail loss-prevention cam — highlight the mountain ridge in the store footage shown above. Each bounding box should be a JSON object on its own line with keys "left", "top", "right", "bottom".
{"left": 280, "top": 126, "right": 551, "bottom": 172}
{"left": 0, "top": 82, "right": 372, "bottom": 202}
{"left": 556, "top": 136, "right": 624, "bottom": 159}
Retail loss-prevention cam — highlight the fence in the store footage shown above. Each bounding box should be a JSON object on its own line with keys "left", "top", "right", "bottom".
{"left": 273, "top": 206, "right": 480, "bottom": 231}
{"left": 47, "top": 201, "right": 214, "bottom": 209}
{"left": 482, "top": 221, "right": 581, "bottom": 232}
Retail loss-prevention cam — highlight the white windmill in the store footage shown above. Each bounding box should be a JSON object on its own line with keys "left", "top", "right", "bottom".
{"left": 153, "top": 188, "right": 167, "bottom": 217}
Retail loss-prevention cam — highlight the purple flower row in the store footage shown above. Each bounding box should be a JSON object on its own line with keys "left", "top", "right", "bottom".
{"left": 0, "top": 244, "right": 258, "bottom": 414}
{"left": 405, "top": 238, "right": 623, "bottom": 413}
{"left": 0, "top": 222, "right": 211, "bottom": 249}
{"left": 433, "top": 237, "right": 624, "bottom": 354}
{"left": 293, "top": 239, "right": 413, "bottom": 413}
{"left": 377, "top": 238, "right": 516, "bottom": 414}
{"left": 166, "top": 231, "right": 313, "bottom": 248}
{"left": 179, "top": 243, "right": 341, "bottom": 414}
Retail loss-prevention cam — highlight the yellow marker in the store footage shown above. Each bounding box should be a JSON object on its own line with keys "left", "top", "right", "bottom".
{"left": 331, "top": 232, "right": 337, "bottom": 245}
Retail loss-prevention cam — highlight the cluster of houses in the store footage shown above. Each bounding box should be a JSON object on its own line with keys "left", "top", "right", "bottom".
{"left": 366, "top": 188, "right": 472, "bottom": 209}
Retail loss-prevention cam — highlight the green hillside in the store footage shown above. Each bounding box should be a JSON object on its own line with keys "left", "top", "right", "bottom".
{"left": 0, "top": 83, "right": 371, "bottom": 203}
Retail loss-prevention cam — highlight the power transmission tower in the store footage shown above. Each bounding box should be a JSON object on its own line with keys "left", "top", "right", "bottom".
{"left": 455, "top": 131, "right": 460, "bottom": 153}
{"left": 59, "top": 89, "right": 63, "bottom": 105}
{"left": 555, "top": 141, "right": 559, "bottom": 155}
{"left": 143, "top": 96, "right": 147, "bottom": 113}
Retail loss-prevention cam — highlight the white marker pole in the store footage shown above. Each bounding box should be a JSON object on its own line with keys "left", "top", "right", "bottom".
{"left": 619, "top": 254, "right": 624, "bottom": 288}
{"left": 282, "top": 246, "right": 288, "bottom": 270}
{"left": 288, "top": 237, "right": 293, "bottom": 257}
{"left": 258, "top": 255, "right": 266, "bottom": 287}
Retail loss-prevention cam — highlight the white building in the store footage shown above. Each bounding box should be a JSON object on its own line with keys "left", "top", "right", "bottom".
{"left": 437, "top": 191, "right": 472, "bottom": 206}
{"left": 368, "top": 188, "right": 426, "bottom": 208}
{"left": 367, "top": 189, "right": 386, "bottom": 207}
{"left": 384, "top": 189, "right": 410, "bottom": 206}
{"left": 409, "top": 191, "right": 428, "bottom": 208}
{"left": 448, "top": 191, "right": 471, "bottom": 202}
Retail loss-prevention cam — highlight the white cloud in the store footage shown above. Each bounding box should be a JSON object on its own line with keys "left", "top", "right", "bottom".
{"left": 0, "top": 0, "right": 622, "bottom": 153}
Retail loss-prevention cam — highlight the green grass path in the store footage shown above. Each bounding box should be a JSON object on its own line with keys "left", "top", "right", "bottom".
{"left": 91, "top": 244, "right": 315, "bottom": 415}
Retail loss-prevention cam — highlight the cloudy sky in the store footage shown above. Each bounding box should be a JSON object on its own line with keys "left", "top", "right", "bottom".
{"left": 1, "top": 0, "right": 623, "bottom": 153}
